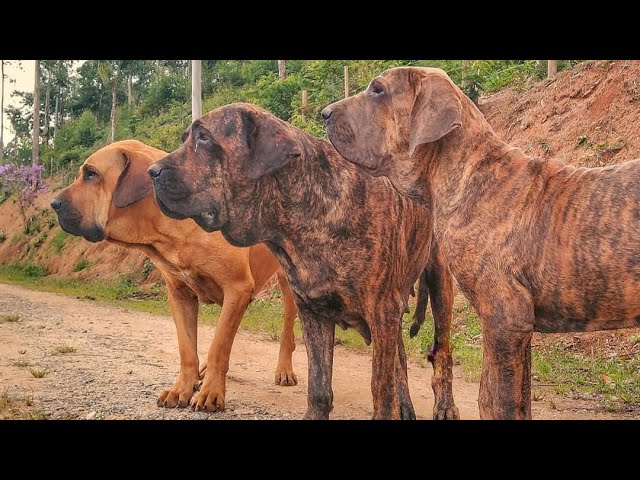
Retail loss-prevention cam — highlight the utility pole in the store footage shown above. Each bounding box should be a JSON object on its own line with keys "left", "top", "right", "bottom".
{"left": 192, "top": 60, "right": 202, "bottom": 121}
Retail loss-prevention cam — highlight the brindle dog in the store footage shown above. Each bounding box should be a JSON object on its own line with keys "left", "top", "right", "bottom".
{"left": 323, "top": 67, "right": 640, "bottom": 419}
{"left": 148, "top": 103, "right": 458, "bottom": 420}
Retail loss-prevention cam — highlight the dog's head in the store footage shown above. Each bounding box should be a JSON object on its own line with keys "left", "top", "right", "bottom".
{"left": 149, "top": 103, "right": 302, "bottom": 246}
{"left": 323, "top": 67, "right": 465, "bottom": 196}
{"left": 50, "top": 140, "right": 162, "bottom": 243}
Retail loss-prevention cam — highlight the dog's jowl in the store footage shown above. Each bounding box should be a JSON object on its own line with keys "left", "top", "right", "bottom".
{"left": 149, "top": 104, "right": 458, "bottom": 420}
{"left": 51, "top": 140, "right": 299, "bottom": 412}
{"left": 324, "top": 67, "right": 640, "bottom": 419}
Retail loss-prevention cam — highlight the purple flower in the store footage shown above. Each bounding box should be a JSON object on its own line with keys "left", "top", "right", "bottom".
{"left": 0, "top": 163, "right": 48, "bottom": 219}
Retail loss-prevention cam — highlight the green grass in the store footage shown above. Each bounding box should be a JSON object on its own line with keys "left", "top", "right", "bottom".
{"left": 51, "top": 230, "right": 70, "bottom": 254}
{"left": 0, "top": 314, "right": 20, "bottom": 323}
{"left": 25, "top": 218, "right": 41, "bottom": 236}
{"left": 533, "top": 346, "right": 640, "bottom": 406}
{"left": 11, "top": 232, "right": 25, "bottom": 246}
{"left": 72, "top": 259, "right": 92, "bottom": 272}
{"left": 1, "top": 264, "right": 638, "bottom": 408}
{"left": 8, "top": 262, "right": 49, "bottom": 279}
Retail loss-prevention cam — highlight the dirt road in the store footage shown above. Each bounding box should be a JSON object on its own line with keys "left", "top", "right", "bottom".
{"left": 0, "top": 282, "right": 623, "bottom": 420}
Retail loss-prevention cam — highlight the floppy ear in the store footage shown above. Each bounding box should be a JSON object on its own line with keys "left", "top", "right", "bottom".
{"left": 112, "top": 148, "right": 154, "bottom": 208}
{"left": 242, "top": 110, "right": 302, "bottom": 180}
{"left": 409, "top": 75, "right": 463, "bottom": 155}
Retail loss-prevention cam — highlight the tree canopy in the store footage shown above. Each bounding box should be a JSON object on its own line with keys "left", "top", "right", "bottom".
{"left": 1, "top": 60, "right": 577, "bottom": 177}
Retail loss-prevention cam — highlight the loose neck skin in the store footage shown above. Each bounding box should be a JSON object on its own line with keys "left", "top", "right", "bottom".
{"left": 260, "top": 131, "right": 367, "bottom": 242}
{"left": 105, "top": 195, "right": 201, "bottom": 254}
{"left": 422, "top": 99, "right": 523, "bottom": 224}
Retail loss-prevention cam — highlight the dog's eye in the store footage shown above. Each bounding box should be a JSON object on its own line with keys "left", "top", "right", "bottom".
{"left": 84, "top": 169, "right": 98, "bottom": 181}
{"left": 196, "top": 131, "right": 211, "bottom": 144}
{"left": 369, "top": 84, "right": 385, "bottom": 97}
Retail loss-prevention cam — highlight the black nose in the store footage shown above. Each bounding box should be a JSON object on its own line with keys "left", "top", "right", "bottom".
{"left": 321, "top": 106, "right": 334, "bottom": 122}
{"left": 148, "top": 164, "right": 164, "bottom": 179}
{"left": 50, "top": 198, "right": 63, "bottom": 211}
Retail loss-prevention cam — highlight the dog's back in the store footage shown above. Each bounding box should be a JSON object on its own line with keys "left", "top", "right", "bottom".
{"left": 526, "top": 157, "right": 640, "bottom": 331}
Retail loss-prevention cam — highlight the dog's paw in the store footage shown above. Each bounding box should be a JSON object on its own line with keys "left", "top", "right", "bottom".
{"left": 274, "top": 367, "right": 298, "bottom": 386}
{"left": 157, "top": 380, "right": 197, "bottom": 409}
{"left": 190, "top": 383, "right": 225, "bottom": 413}
{"left": 433, "top": 406, "right": 460, "bottom": 420}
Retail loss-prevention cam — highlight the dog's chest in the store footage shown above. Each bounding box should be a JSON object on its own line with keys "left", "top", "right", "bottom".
{"left": 164, "top": 265, "right": 224, "bottom": 305}
{"left": 269, "top": 241, "right": 363, "bottom": 319}
{"left": 185, "top": 270, "right": 224, "bottom": 304}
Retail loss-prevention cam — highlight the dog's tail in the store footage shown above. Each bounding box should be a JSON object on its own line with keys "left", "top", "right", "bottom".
{"left": 409, "top": 267, "right": 430, "bottom": 338}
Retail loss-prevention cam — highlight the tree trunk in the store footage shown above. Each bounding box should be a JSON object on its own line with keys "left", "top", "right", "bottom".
{"left": 191, "top": 60, "right": 202, "bottom": 121}
{"left": 32, "top": 60, "right": 40, "bottom": 166}
{"left": 127, "top": 74, "right": 133, "bottom": 105}
{"left": 547, "top": 60, "right": 558, "bottom": 78}
{"left": 1, "top": 60, "right": 4, "bottom": 162}
{"left": 278, "top": 60, "right": 286, "bottom": 80}
{"left": 58, "top": 86, "right": 64, "bottom": 132}
{"left": 53, "top": 91, "right": 60, "bottom": 142}
{"left": 109, "top": 67, "right": 119, "bottom": 144}
{"left": 43, "top": 67, "right": 51, "bottom": 145}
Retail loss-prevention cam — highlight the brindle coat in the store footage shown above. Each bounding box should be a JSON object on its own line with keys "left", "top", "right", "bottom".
{"left": 148, "top": 104, "right": 458, "bottom": 420}
{"left": 324, "top": 67, "right": 640, "bottom": 419}
{"left": 51, "top": 140, "right": 298, "bottom": 413}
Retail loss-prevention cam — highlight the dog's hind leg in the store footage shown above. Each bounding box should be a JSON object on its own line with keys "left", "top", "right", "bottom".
{"left": 158, "top": 282, "right": 200, "bottom": 408}
{"left": 409, "top": 268, "right": 429, "bottom": 338}
{"left": 425, "top": 243, "right": 459, "bottom": 420}
{"left": 300, "top": 308, "right": 335, "bottom": 420}
{"left": 274, "top": 272, "right": 298, "bottom": 386}
{"left": 191, "top": 284, "right": 253, "bottom": 413}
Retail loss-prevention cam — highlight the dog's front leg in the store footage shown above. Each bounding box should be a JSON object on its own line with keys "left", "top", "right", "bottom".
{"left": 158, "top": 283, "right": 200, "bottom": 408}
{"left": 191, "top": 285, "right": 253, "bottom": 412}
{"left": 299, "top": 309, "right": 335, "bottom": 420}
{"left": 370, "top": 304, "right": 413, "bottom": 419}
{"left": 477, "top": 293, "right": 534, "bottom": 420}
{"left": 274, "top": 272, "right": 298, "bottom": 386}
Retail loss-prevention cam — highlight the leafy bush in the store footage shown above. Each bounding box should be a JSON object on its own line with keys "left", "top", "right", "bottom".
{"left": 23, "top": 263, "right": 48, "bottom": 278}
{"left": 140, "top": 73, "right": 190, "bottom": 116}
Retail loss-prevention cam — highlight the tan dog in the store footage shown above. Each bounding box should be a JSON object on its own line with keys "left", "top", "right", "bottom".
{"left": 324, "top": 67, "right": 640, "bottom": 419}
{"left": 50, "top": 140, "right": 298, "bottom": 412}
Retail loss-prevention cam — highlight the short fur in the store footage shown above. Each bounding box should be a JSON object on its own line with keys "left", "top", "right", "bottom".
{"left": 149, "top": 105, "right": 457, "bottom": 419}
{"left": 324, "top": 67, "right": 640, "bottom": 419}
{"left": 51, "top": 140, "right": 298, "bottom": 412}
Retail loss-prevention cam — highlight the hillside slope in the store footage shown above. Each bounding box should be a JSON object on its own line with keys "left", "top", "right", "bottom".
{"left": 481, "top": 60, "right": 640, "bottom": 167}
{"left": 0, "top": 181, "right": 155, "bottom": 284}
